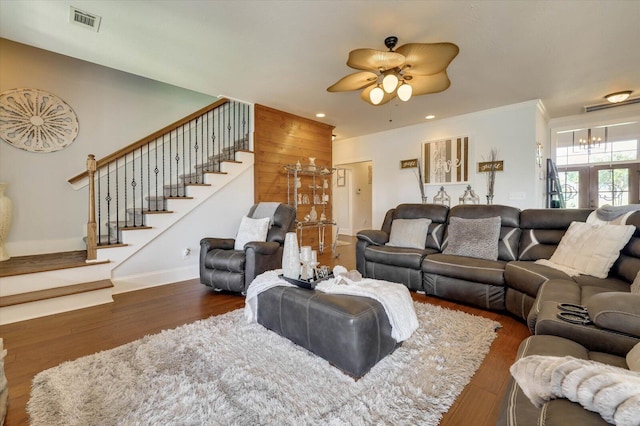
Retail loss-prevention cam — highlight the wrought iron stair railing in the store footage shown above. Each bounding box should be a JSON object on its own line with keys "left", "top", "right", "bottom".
{"left": 68, "top": 98, "right": 251, "bottom": 260}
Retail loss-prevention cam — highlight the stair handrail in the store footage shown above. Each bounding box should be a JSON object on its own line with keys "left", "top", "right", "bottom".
{"left": 74, "top": 97, "right": 253, "bottom": 261}
{"left": 68, "top": 98, "right": 229, "bottom": 185}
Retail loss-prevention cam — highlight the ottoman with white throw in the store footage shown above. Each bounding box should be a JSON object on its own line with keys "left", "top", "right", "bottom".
{"left": 245, "top": 269, "right": 418, "bottom": 378}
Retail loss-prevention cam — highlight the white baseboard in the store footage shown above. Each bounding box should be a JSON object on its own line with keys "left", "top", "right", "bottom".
{"left": 112, "top": 265, "right": 199, "bottom": 294}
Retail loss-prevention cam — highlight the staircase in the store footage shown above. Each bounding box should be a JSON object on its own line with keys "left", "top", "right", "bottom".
{"left": 0, "top": 99, "right": 254, "bottom": 325}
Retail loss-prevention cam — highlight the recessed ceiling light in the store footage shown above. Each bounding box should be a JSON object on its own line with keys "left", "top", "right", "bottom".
{"left": 425, "top": 115, "right": 435, "bottom": 120}
{"left": 605, "top": 91, "right": 632, "bottom": 103}
{"left": 316, "top": 113, "right": 326, "bottom": 118}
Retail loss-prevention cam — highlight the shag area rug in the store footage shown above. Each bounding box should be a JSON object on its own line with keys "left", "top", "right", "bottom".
{"left": 28, "top": 302, "right": 500, "bottom": 425}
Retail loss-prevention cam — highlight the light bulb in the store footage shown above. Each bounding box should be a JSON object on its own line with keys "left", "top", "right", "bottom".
{"left": 382, "top": 73, "right": 399, "bottom": 93}
{"left": 397, "top": 83, "right": 412, "bottom": 101}
{"left": 370, "top": 86, "right": 384, "bottom": 105}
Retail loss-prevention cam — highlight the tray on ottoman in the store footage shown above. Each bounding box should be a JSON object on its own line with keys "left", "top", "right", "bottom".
{"left": 257, "top": 286, "right": 399, "bottom": 378}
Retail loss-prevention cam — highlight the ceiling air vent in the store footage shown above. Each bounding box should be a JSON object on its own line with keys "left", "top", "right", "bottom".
{"left": 584, "top": 97, "right": 640, "bottom": 113}
{"left": 69, "top": 6, "right": 101, "bottom": 32}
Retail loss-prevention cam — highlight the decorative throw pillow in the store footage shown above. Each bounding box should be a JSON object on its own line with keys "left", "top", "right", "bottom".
{"left": 443, "top": 216, "right": 501, "bottom": 261}
{"left": 234, "top": 216, "right": 270, "bottom": 250}
{"left": 544, "top": 221, "right": 635, "bottom": 279}
{"left": 510, "top": 355, "right": 640, "bottom": 426}
{"left": 386, "top": 218, "right": 432, "bottom": 249}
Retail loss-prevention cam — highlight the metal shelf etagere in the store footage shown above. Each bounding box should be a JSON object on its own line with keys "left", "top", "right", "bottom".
{"left": 284, "top": 164, "right": 336, "bottom": 254}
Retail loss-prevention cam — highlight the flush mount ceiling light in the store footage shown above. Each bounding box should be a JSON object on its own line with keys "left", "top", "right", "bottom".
{"left": 605, "top": 91, "right": 632, "bottom": 103}
{"left": 327, "top": 36, "right": 459, "bottom": 106}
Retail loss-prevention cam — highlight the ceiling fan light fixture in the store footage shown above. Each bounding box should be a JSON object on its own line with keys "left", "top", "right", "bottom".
{"left": 370, "top": 86, "right": 384, "bottom": 105}
{"left": 397, "top": 82, "right": 412, "bottom": 101}
{"left": 382, "top": 72, "right": 399, "bottom": 93}
{"left": 605, "top": 90, "right": 632, "bottom": 103}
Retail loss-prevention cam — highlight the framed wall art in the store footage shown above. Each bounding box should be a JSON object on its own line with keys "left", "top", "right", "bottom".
{"left": 422, "top": 136, "right": 470, "bottom": 184}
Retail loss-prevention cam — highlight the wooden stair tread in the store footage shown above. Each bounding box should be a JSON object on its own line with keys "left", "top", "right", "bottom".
{"left": 0, "top": 279, "right": 114, "bottom": 307}
{"left": 0, "top": 250, "right": 109, "bottom": 278}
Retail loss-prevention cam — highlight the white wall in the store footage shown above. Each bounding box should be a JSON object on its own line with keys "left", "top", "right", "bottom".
{"left": 112, "top": 167, "right": 254, "bottom": 288}
{"left": 333, "top": 100, "right": 545, "bottom": 228}
{"left": 333, "top": 161, "right": 372, "bottom": 235}
{"left": 0, "top": 39, "right": 217, "bottom": 255}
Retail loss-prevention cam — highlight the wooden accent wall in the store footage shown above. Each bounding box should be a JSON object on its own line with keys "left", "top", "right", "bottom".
{"left": 254, "top": 104, "right": 335, "bottom": 259}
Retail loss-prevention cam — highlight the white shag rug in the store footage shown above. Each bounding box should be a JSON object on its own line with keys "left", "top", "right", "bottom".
{"left": 28, "top": 302, "right": 500, "bottom": 425}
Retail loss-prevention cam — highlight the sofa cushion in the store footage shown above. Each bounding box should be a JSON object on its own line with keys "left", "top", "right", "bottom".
{"left": 572, "top": 275, "right": 630, "bottom": 291}
{"left": 364, "top": 245, "right": 435, "bottom": 269}
{"left": 386, "top": 218, "right": 432, "bottom": 249}
{"left": 505, "top": 261, "right": 573, "bottom": 297}
{"left": 539, "top": 221, "right": 635, "bottom": 279}
{"left": 586, "top": 292, "right": 640, "bottom": 337}
{"left": 381, "top": 204, "right": 449, "bottom": 251}
{"left": 443, "top": 216, "right": 501, "bottom": 260}
{"left": 422, "top": 253, "right": 507, "bottom": 286}
{"left": 204, "top": 249, "right": 246, "bottom": 272}
{"left": 517, "top": 209, "right": 593, "bottom": 261}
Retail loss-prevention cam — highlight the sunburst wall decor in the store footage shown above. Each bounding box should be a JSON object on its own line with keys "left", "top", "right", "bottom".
{"left": 0, "top": 88, "right": 79, "bottom": 153}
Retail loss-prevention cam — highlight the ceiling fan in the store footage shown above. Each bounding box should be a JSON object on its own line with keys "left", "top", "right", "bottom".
{"left": 327, "top": 36, "right": 459, "bottom": 106}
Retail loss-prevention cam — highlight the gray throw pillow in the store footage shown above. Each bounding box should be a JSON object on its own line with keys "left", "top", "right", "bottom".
{"left": 443, "top": 216, "right": 501, "bottom": 261}
{"left": 386, "top": 218, "right": 432, "bottom": 249}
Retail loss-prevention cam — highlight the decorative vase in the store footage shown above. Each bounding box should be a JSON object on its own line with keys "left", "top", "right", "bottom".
{"left": 309, "top": 206, "right": 318, "bottom": 221}
{"left": 282, "top": 232, "right": 301, "bottom": 279}
{"left": 308, "top": 157, "right": 316, "bottom": 171}
{"left": 0, "top": 183, "right": 12, "bottom": 261}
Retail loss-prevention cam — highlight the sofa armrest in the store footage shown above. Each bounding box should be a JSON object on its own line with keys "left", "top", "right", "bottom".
{"left": 356, "top": 229, "right": 389, "bottom": 246}
{"left": 586, "top": 292, "right": 640, "bottom": 338}
{"left": 200, "top": 237, "right": 235, "bottom": 252}
{"left": 244, "top": 241, "right": 280, "bottom": 255}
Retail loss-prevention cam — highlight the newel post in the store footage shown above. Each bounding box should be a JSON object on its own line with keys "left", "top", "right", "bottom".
{"left": 86, "top": 154, "right": 98, "bottom": 261}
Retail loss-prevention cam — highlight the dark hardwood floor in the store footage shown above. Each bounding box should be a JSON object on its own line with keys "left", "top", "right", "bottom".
{"left": 0, "top": 236, "right": 530, "bottom": 425}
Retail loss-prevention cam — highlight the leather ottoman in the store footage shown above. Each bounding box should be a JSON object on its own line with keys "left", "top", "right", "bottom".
{"left": 257, "top": 286, "right": 399, "bottom": 378}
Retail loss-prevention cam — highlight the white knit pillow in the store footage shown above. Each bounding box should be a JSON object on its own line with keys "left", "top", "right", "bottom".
{"left": 544, "top": 221, "right": 634, "bottom": 279}
{"left": 234, "top": 216, "right": 270, "bottom": 250}
{"left": 511, "top": 355, "right": 640, "bottom": 426}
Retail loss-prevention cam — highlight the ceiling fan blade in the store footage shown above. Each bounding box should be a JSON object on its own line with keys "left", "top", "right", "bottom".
{"left": 360, "top": 84, "right": 395, "bottom": 106}
{"left": 347, "top": 49, "right": 405, "bottom": 72}
{"left": 395, "top": 43, "right": 459, "bottom": 76}
{"left": 327, "top": 71, "right": 378, "bottom": 92}
{"left": 404, "top": 71, "right": 451, "bottom": 96}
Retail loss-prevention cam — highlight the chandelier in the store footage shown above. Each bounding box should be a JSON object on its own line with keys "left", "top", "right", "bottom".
{"left": 573, "top": 127, "right": 607, "bottom": 150}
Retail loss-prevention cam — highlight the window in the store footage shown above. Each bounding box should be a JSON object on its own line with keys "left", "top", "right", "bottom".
{"left": 554, "top": 120, "right": 640, "bottom": 208}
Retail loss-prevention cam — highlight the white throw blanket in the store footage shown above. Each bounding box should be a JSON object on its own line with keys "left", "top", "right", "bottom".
{"left": 510, "top": 355, "right": 640, "bottom": 426}
{"left": 244, "top": 269, "right": 419, "bottom": 342}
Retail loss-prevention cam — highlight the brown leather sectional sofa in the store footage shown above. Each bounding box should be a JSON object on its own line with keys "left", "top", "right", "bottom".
{"left": 356, "top": 203, "right": 640, "bottom": 425}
